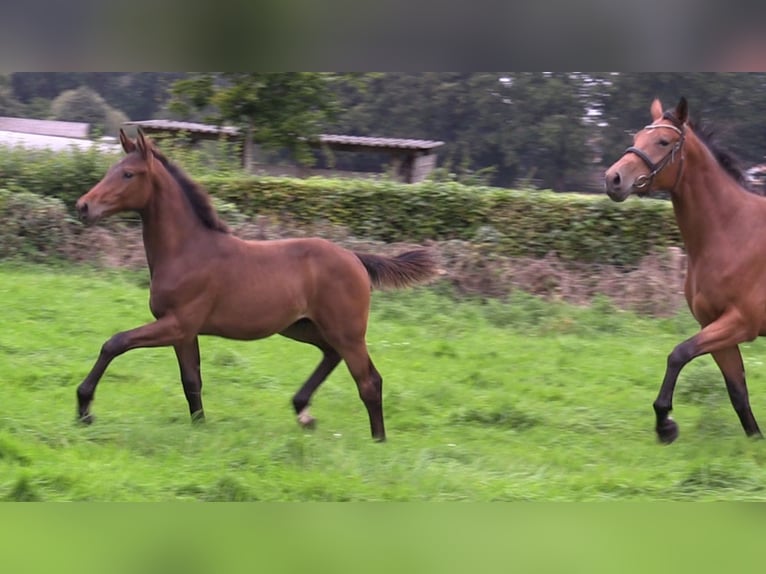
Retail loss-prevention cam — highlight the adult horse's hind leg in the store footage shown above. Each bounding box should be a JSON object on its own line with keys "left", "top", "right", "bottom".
{"left": 174, "top": 337, "right": 205, "bottom": 423}
{"left": 712, "top": 347, "right": 762, "bottom": 438}
{"left": 280, "top": 320, "right": 341, "bottom": 429}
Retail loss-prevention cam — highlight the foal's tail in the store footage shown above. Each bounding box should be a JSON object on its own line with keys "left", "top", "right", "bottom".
{"left": 355, "top": 249, "right": 440, "bottom": 290}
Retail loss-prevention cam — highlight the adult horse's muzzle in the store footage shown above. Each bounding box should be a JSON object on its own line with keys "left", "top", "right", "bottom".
{"left": 604, "top": 167, "right": 632, "bottom": 203}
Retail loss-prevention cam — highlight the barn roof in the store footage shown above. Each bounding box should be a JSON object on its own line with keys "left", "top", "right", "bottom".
{"left": 124, "top": 120, "right": 443, "bottom": 151}
{"left": 316, "top": 134, "right": 444, "bottom": 151}
{"left": 123, "top": 120, "right": 240, "bottom": 137}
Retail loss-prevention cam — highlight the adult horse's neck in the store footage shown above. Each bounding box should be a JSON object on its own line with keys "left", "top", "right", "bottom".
{"left": 670, "top": 129, "right": 748, "bottom": 260}
{"left": 139, "top": 166, "right": 208, "bottom": 274}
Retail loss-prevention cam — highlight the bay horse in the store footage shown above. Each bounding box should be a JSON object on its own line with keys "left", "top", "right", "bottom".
{"left": 605, "top": 96, "right": 765, "bottom": 443}
{"left": 74, "top": 129, "right": 438, "bottom": 441}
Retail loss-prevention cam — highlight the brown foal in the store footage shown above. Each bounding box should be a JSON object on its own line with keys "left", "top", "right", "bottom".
{"left": 74, "top": 129, "right": 438, "bottom": 441}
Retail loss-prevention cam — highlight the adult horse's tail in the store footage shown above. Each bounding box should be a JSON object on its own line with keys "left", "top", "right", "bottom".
{"left": 355, "top": 249, "right": 439, "bottom": 289}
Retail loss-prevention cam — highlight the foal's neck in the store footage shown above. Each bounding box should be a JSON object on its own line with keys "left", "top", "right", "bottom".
{"left": 139, "top": 169, "right": 208, "bottom": 272}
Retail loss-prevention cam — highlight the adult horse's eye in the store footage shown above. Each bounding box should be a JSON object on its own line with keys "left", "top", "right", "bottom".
{"left": 659, "top": 139, "right": 670, "bottom": 147}
{"left": 123, "top": 171, "right": 134, "bottom": 179}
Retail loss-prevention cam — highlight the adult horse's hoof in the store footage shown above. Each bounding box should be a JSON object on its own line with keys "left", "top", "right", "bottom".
{"left": 191, "top": 411, "right": 206, "bottom": 424}
{"left": 657, "top": 417, "right": 679, "bottom": 444}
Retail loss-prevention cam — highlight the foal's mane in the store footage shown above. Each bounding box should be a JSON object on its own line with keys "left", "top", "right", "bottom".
{"left": 663, "top": 110, "right": 751, "bottom": 190}
{"left": 150, "top": 147, "right": 230, "bottom": 233}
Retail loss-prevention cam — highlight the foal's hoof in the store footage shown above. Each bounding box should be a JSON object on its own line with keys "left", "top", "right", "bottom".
{"left": 297, "top": 414, "right": 317, "bottom": 430}
{"left": 78, "top": 413, "right": 94, "bottom": 426}
{"left": 657, "top": 418, "right": 679, "bottom": 444}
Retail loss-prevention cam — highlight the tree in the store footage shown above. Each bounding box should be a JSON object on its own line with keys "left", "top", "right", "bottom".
{"left": 0, "top": 75, "right": 22, "bottom": 116}
{"left": 595, "top": 73, "right": 766, "bottom": 167}
{"left": 49, "top": 86, "right": 128, "bottom": 137}
{"left": 10, "top": 73, "right": 183, "bottom": 121}
{"left": 328, "top": 72, "right": 597, "bottom": 190}
{"left": 169, "top": 73, "right": 338, "bottom": 165}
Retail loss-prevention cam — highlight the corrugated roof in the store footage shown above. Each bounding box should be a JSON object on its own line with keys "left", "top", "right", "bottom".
{"left": 0, "top": 116, "right": 89, "bottom": 139}
{"left": 124, "top": 121, "right": 443, "bottom": 150}
{"left": 124, "top": 120, "right": 240, "bottom": 136}
{"left": 317, "top": 134, "right": 444, "bottom": 150}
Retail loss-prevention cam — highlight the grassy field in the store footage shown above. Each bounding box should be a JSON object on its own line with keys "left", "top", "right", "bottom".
{"left": 2, "top": 262, "right": 766, "bottom": 501}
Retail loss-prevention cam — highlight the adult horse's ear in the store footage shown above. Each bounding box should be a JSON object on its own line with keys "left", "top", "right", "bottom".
{"left": 676, "top": 96, "right": 688, "bottom": 124}
{"left": 650, "top": 98, "right": 663, "bottom": 121}
{"left": 119, "top": 128, "right": 136, "bottom": 153}
{"left": 136, "top": 129, "right": 155, "bottom": 170}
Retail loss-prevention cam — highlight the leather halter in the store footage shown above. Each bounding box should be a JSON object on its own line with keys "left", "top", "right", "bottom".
{"left": 622, "top": 123, "right": 685, "bottom": 192}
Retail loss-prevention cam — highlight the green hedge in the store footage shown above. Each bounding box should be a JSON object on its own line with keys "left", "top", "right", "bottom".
{"left": 200, "top": 175, "right": 681, "bottom": 266}
{"left": 0, "top": 146, "right": 117, "bottom": 209}
{"left": 0, "top": 188, "right": 76, "bottom": 261}
{"left": 0, "top": 145, "right": 682, "bottom": 267}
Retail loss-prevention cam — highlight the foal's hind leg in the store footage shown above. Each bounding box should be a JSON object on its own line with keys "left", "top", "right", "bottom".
{"left": 335, "top": 340, "right": 385, "bottom": 441}
{"left": 280, "top": 320, "right": 341, "bottom": 429}
{"left": 712, "top": 347, "right": 762, "bottom": 438}
{"left": 173, "top": 337, "right": 205, "bottom": 423}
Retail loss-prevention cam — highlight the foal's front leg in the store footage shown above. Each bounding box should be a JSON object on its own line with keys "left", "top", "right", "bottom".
{"left": 173, "top": 337, "right": 205, "bottom": 423}
{"left": 77, "top": 315, "right": 185, "bottom": 423}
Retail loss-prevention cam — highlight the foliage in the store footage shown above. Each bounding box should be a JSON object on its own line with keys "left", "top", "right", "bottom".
{"left": 0, "top": 74, "right": 23, "bottom": 116}
{"left": 10, "top": 72, "right": 183, "bottom": 120}
{"left": 201, "top": 174, "right": 681, "bottom": 266}
{"left": 169, "top": 72, "right": 338, "bottom": 165}
{"left": 49, "top": 86, "right": 129, "bottom": 137}
{"left": 0, "top": 145, "right": 118, "bottom": 209}
{"left": 7, "top": 73, "right": 766, "bottom": 195}
{"left": 0, "top": 137, "right": 681, "bottom": 266}
{"left": 0, "top": 189, "right": 76, "bottom": 261}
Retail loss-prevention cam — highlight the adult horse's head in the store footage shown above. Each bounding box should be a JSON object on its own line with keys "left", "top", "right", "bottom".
{"left": 76, "top": 129, "right": 156, "bottom": 223}
{"left": 604, "top": 97, "right": 688, "bottom": 202}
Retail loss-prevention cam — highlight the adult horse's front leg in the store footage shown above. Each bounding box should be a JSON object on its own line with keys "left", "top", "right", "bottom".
{"left": 77, "top": 316, "right": 185, "bottom": 423}
{"left": 653, "top": 310, "right": 754, "bottom": 443}
{"left": 711, "top": 347, "right": 762, "bottom": 438}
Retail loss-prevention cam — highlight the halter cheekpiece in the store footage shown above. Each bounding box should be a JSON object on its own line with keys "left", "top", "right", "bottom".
{"left": 622, "top": 122, "right": 685, "bottom": 192}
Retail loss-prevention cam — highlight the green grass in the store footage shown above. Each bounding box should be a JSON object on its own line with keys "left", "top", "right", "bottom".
{"left": 2, "top": 262, "right": 766, "bottom": 500}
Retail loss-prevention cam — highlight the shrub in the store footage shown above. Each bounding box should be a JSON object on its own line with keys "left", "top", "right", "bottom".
{"left": 200, "top": 175, "right": 681, "bottom": 266}
{"left": 0, "top": 188, "right": 76, "bottom": 261}
{"left": 0, "top": 144, "right": 683, "bottom": 266}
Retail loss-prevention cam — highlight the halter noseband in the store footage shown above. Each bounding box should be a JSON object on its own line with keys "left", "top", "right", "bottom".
{"left": 622, "top": 123, "right": 685, "bottom": 192}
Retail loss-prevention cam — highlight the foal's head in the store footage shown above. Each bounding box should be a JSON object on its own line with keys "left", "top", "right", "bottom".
{"left": 76, "top": 129, "right": 157, "bottom": 222}
{"left": 605, "top": 97, "right": 688, "bottom": 202}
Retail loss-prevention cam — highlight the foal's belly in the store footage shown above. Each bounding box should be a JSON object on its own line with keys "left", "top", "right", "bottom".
{"left": 199, "top": 283, "right": 307, "bottom": 341}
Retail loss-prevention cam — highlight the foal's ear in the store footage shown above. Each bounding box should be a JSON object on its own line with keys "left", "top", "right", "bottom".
{"left": 650, "top": 98, "right": 663, "bottom": 121}
{"left": 135, "top": 129, "right": 155, "bottom": 170}
{"left": 675, "top": 96, "right": 689, "bottom": 124}
{"left": 119, "top": 128, "right": 136, "bottom": 153}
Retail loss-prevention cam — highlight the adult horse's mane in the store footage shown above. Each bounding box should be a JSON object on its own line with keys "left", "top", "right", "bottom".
{"left": 150, "top": 147, "right": 230, "bottom": 233}
{"left": 663, "top": 109, "right": 751, "bottom": 191}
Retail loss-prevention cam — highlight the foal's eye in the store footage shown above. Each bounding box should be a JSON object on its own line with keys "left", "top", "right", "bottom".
{"left": 659, "top": 139, "right": 670, "bottom": 147}
{"left": 123, "top": 171, "right": 134, "bottom": 179}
